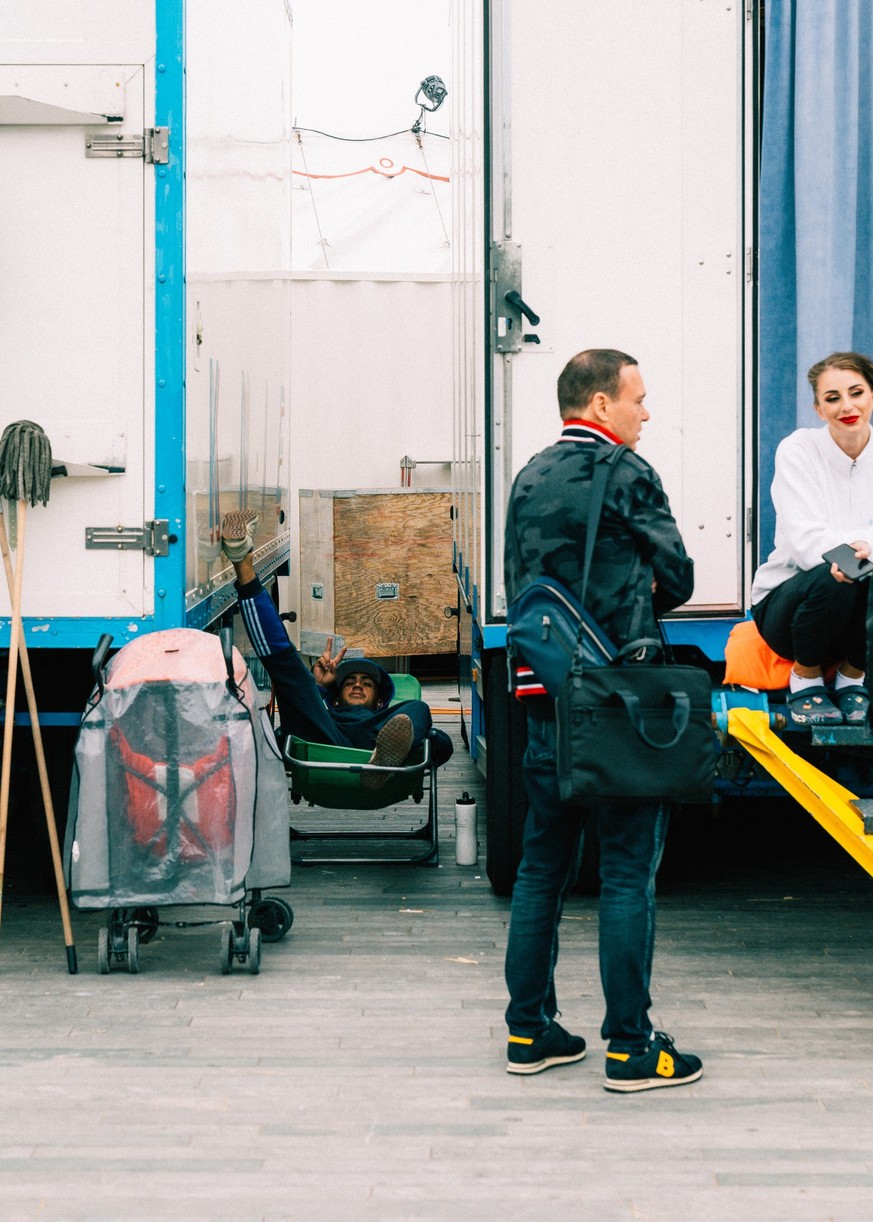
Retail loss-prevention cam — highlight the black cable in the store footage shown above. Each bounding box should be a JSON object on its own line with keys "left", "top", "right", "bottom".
{"left": 293, "top": 124, "right": 449, "bottom": 142}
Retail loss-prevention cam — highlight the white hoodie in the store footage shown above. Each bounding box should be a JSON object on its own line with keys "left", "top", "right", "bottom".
{"left": 751, "top": 425, "right": 873, "bottom": 604}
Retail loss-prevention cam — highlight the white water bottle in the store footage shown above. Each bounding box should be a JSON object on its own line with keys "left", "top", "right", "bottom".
{"left": 454, "top": 792, "right": 478, "bottom": 865}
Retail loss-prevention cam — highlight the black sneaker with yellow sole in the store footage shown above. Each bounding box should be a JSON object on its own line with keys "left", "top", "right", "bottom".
{"left": 604, "top": 1031, "right": 702, "bottom": 1093}
{"left": 506, "top": 1020, "right": 587, "bottom": 1075}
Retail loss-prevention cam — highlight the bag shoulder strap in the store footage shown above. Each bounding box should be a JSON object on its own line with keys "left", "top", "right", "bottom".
{"left": 577, "top": 444, "right": 628, "bottom": 612}
{"left": 566, "top": 445, "right": 630, "bottom": 678}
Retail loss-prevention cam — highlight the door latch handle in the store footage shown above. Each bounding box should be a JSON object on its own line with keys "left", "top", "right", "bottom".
{"left": 503, "top": 289, "right": 541, "bottom": 327}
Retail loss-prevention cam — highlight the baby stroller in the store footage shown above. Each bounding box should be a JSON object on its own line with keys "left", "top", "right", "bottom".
{"left": 65, "top": 627, "right": 293, "bottom": 974}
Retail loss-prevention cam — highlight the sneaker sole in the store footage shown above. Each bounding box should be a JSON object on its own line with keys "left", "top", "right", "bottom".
{"left": 371, "top": 719, "right": 414, "bottom": 765}
{"left": 507, "top": 1049, "right": 586, "bottom": 1075}
{"left": 221, "top": 511, "right": 255, "bottom": 561}
{"left": 363, "top": 715, "right": 414, "bottom": 789}
{"left": 604, "top": 1066, "right": 703, "bottom": 1092}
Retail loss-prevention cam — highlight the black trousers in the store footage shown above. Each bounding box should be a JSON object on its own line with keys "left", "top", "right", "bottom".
{"left": 752, "top": 563, "right": 868, "bottom": 671}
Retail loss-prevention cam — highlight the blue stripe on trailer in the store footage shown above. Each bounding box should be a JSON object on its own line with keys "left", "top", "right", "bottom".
{"left": 466, "top": 563, "right": 742, "bottom": 661}
{"left": 0, "top": 617, "right": 156, "bottom": 651}
{"left": 481, "top": 622, "right": 507, "bottom": 650}
{"left": 0, "top": 713, "right": 83, "bottom": 727}
{"left": 662, "top": 617, "right": 740, "bottom": 661}
{"left": 153, "top": 0, "right": 186, "bottom": 631}
{"left": 476, "top": 615, "right": 741, "bottom": 659}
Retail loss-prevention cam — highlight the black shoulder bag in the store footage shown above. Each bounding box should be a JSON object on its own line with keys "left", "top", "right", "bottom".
{"left": 555, "top": 449, "right": 715, "bottom": 805}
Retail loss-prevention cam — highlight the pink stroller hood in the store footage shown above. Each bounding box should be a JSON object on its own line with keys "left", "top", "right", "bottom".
{"left": 106, "top": 628, "right": 249, "bottom": 689}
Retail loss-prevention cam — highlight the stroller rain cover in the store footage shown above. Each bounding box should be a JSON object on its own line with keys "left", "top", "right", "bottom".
{"left": 66, "top": 628, "right": 291, "bottom": 908}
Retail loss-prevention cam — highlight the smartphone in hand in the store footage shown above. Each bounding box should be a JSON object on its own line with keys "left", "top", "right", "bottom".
{"left": 822, "top": 543, "right": 873, "bottom": 582}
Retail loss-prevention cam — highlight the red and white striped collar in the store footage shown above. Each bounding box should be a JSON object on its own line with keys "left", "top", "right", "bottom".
{"left": 557, "top": 418, "right": 622, "bottom": 445}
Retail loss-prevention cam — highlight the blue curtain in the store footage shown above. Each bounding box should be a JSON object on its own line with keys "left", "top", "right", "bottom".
{"left": 759, "top": 0, "right": 873, "bottom": 555}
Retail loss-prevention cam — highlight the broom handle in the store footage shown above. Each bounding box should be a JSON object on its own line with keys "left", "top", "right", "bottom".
{"left": 0, "top": 501, "right": 25, "bottom": 933}
{"left": 0, "top": 509, "right": 77, "bottom": 971}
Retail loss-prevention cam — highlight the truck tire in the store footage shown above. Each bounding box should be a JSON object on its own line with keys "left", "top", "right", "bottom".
{"left": 484, "top": 651, "right": 528, "bottom": 896}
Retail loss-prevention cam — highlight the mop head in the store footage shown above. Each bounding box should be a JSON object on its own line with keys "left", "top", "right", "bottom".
{"left": 0, "top": 420, "right": 53, "bottom": 507}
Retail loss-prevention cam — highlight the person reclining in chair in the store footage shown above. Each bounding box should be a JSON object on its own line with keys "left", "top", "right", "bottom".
{"left": 221, "top": 512, "right": 453, "bottom": 784}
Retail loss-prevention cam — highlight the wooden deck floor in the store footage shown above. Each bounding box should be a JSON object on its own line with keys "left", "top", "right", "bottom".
{"left": 1, "top": 682, "right": 873, "bottom": 1220}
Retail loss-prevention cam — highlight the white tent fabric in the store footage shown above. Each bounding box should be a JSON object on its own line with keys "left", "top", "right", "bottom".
{"left": 291, "top": 129, "right": 451, "bottom": 273}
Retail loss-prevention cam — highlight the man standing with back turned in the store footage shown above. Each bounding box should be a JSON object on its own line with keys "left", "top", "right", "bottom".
{"left": 503, "top": 348, "right": 702, "bottom": 1092}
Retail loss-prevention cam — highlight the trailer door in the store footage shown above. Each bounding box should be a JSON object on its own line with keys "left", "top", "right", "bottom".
{"left": 0, "top": 64, "right": 149, "bottom": 620}
{"left": 487, "top": 0, "right": 751, "bottom": 620}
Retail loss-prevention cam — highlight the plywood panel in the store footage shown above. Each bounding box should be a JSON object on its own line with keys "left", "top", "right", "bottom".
{"left": 299, "top": 489, "right": 456, "bottom": 657}
{"left": 299, "top": 489, "right": 336, "bottom": 637}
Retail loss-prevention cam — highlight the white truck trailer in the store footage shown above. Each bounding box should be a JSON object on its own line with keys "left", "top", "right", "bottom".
{"left": 0, "top": 2, "right": 294, "bottom": 874}
{"left": 0, "top": 2, "right": 293, "bottom": 680}
{"left": 449, "top": 1, "right": 873, "bottom": 892}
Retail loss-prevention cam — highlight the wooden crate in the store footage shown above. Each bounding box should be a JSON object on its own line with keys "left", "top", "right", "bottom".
{"left": 299, "top": 488, "right": 456, "bottom": 657}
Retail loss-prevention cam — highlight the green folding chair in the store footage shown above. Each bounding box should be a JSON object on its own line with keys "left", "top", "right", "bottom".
{"left": 283, "top": 673, "right": 439, "bottom": 865}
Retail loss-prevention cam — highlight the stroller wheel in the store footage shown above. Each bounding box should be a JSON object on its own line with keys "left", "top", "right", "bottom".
{"left": 127, "top": 927, "right": 140, "bottom": 974}
{"left": 219, "top": 924, "right": 234, "bottom": 975}
{"left": 248, "top": 897, "right": 294, "bottom": 943}
{"left": 248, "top": 926, "right": 262, "bottom": 975}
{"left": 97, "top": 927, "right": 111, "bottom": 975}
{"left": 134, "top": 907, "right": 160, "bottom": 944}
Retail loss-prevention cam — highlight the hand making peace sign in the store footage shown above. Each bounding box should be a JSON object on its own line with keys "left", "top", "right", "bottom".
{"left": 312, "top": 636, "right": 347, "bottom": 686}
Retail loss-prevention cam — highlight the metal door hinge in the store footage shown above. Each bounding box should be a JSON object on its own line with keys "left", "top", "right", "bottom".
{"left": 85, "top": 126, "right": 169, "bottom": 163}
{"left": 145, "top": 127, "right": 170, "bottom": 164}
{"left": 85, "top": 519, "right": 171, "bottom": 556}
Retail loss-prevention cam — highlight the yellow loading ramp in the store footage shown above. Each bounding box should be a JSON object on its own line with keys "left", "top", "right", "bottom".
{"left": 726, "top": 707, "right": 873, "bottom": 878}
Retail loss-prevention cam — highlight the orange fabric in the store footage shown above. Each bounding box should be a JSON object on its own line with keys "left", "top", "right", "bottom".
{"left": 723, "top": 618, "right": 793, "bottom": 690}
{"left": 110, "top": 726, "right": 236, "bottom": 859}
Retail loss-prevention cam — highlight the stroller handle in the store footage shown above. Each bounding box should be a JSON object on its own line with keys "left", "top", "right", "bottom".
{"left": 91, "top": 634, "right": 114, "bottom": 697}
{"left": 219, "top": 626, "right": 238, "bottom": 695}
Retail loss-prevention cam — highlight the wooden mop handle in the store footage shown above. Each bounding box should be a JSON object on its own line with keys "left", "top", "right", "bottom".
{"left": 0, "top": 501, "right": 26, "bottom": 932}
{"left": 0, "top": 507, "right": 77, "bottom": 972}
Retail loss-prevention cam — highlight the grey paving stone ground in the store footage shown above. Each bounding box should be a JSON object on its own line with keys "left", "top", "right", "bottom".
{"left": 1, "top": 691, "right": 873, "bottom": 1220}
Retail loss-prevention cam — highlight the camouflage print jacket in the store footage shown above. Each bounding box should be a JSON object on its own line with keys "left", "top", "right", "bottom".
{"left": 505, "top": 422, "right": 694, "bottom": 651}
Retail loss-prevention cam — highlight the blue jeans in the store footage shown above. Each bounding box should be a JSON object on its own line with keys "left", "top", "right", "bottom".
{"left": 504, "top": 714, "right": 668, "bottom": 1053}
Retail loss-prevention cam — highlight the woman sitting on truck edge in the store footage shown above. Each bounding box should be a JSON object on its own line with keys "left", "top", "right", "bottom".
{"left": 751, "top": 350, "right": 873, "bottom": 727}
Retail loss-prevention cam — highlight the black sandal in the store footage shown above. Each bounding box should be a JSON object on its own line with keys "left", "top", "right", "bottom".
{"left": 835, "top": 685, "right": 870, "bottom": 724}
{"left": 787, "top": 686, "right": 843, "bottom": 726}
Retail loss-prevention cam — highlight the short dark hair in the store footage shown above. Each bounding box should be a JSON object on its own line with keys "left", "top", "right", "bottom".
{"left": 807, "top": 351, "right": 873, "bottom": 400}
{"left": 557, "top": 349, "right": 638, "bottom": 418}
